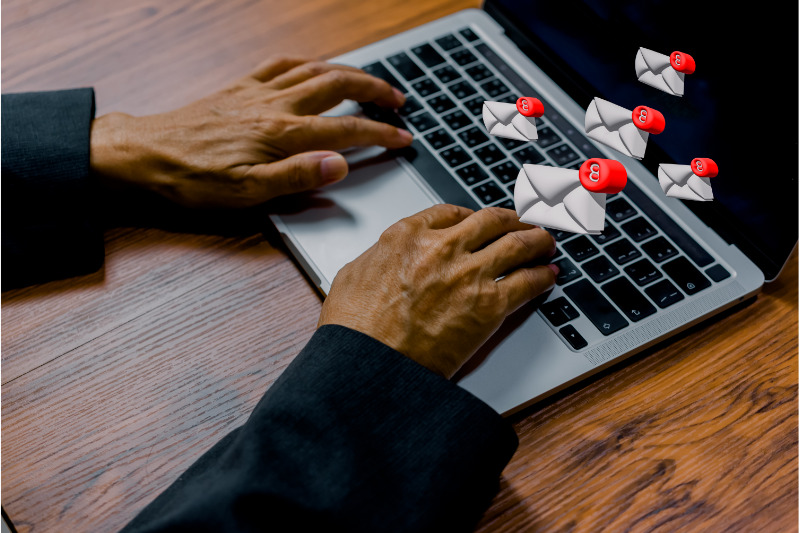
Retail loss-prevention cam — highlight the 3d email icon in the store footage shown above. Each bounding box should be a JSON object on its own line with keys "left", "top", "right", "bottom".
{"left": 585, "top": 98, "right": 664, "bottom": 160}
{"left": 482, "top": 98, "right": 542, "bottom": 142}
{"left": 635, "top": 47, "right": 695, "bottom": 96}
{"left": 657, "top": 159, "right": 717, "bottom": 201}
{"left": 514, "top": 163, "right": 608, "bottom": 234}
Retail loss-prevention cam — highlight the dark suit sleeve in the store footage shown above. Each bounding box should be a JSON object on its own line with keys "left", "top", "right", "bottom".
{"left": 2, "top": 88, "right": 104, "bottom": 290}
{"left": 121, "top": 325, "right": 519, "bottom": 533}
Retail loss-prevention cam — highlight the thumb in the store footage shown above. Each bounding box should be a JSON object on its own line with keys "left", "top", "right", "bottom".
{"left": 251, "top": 150, "right": 349, "bottom": 198}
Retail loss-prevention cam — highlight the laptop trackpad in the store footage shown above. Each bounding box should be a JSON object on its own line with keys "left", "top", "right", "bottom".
{"left": 276, "top": 151, "right": 438, "bottom": 289}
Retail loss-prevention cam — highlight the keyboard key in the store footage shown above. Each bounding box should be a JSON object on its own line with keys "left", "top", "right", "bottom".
{"left": 360, "top": 102, "right": 406, "bottom": 130}
{"left": 583, "top": 256, "right": 620, "bottom": 283}
{"left": 541, "top": 297, "right": 580, "bottom": 327}
{"left": 361, "top": 61, "right": 405, "bottom": 92}
{"left": 623, "top": 258, "right": 662, "bottom": 286}
{"left": 472, "top": 181, "right": 507, "bottom": 205}
{"left": 496, "top": 199, "right": 514, "bottom": 210}
{"left": 398, "top": 95, "right": 422, "bottom": 116}
{"left": 706, "top": 264, "right": 731, "bottom": 282}
{"left": 411, "top": 43, "right": 445, "bottom": 67}
{"left": 553, "top": 257, "right": 582, "bottom": 285}
{"left": 448, "top": 80, "right": 477, "bottom": 99}
{"left": 412, "top": 78, "right": 438, "bottom": 97}
{"left": 456, "top": 163, "right": 489, "bottom": 186}
{"left": 536, "top": 126, "right": 562, "bottom": 148}
{"left": 602, "top": 277, "right": 657, "bottom": 322}
{"left": 549, "top": 229, "right": 576, "bottom": 242}
{"left": 607, "top": 198, "right": 637, "bottom": 222}
{"left": 387, "top": 52, "right": 425, "bottom": 81}
{"left": 563, "top": 236, "right": 599, "bottom": 262}
{"left": 621, "top": 217, "right": 657, "bottom": 242}
{"left": 441, "top": 110, "right": 472, "bottom": 130}
{"left": 459, "top": 27, "right": 479, "bottom": 41}
{"left": 481, "top": 78, "right": 510, "bottom": 98}
{"left": 427, "top": 93, "right": 456, "bottom": 114}
{"left": 495, "top": 94, "right": 517, "bottom": 104}
{"left": 466, "top": 64, "right": 493, "bottom": 82}
{"left": 497, "top": 137, "right": 526, "bottom": 151}
{"left": 435, "top": 34, "right": 462, "bottom": 51}
{"left": 641, "top": 236, "right": 678, "bottom": 263}
{"left": 645, "top": 279, "right": 684, "bottom": 308}
{"left": 559, "top": 324, "right": 588, "bottom": 350}
{"left": 433, "top": 65, "right": 460, "bottom": 84}
{"left": 547, "top": 144, "right": 579, "bottom": 166}
{"left": 473, "top": 144, "right": 504, "bottom": 166}
{"left": 451, "top": 48, "right": 478, "bottom": 66}
{"left": 564, "top": 279, "right": 628, "bottom": 335}
{"left": 513, "top": 146, "right": 546, "bottom": 165}
{"left": 605, "top": 238, "right": 642, "bottom": 265}
{"left": 457, "top": 126, "right": 489, "bottom": 148}
{"left": 424, "top": 129, "right": 455, "bottom": 150}
{"left": 440, "top": 146, "right": 472, "bottom": 168}
{"left": 463, "top": 97, "right": 484, "bottom": 116}
{"left": 662, "top": 256, "right": 711, "bottom": 295}
{"left": 591, "top": 220, "right": 621, "bottom": 244}
{"left": 408, "top": 112, "right": 438, "bottom": 132}
{"left": 490, "top": 161, "right": 518, "bottom": 184}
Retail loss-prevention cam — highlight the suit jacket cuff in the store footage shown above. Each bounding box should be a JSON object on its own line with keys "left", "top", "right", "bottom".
{"left": 2, "top": 88, "right": 103, "bottom": 289}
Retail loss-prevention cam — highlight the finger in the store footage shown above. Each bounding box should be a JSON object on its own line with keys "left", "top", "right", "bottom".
{"left": 497, "top": 264, "right": 559, "bottom": 314}
{"left": 265, "top": 61, "right": 366, "bottom": 90}
{"left": 250, "top": 56, "right": 311, "bottom": 82}
{"left": 244, "top": 151, "right": 349, "bottom": 199}
{"left": 280, "top": 70, "right": 404, "bottom": 115}
{"left": 278, "top": 115, "right": 412, "bottom": 153}
{"left": 450, "top": 207, "right": 534, "bottom": 251}
{"left": 411, "top": 204, "right": 474, "bottom": 230}
{"left": 476, "top": 227, "right": 556, "bottom": 278}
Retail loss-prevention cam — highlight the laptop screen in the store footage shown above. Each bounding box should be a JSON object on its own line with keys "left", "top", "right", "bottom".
{"left": 487, "top": 0, "right": 798, "bottom": 279}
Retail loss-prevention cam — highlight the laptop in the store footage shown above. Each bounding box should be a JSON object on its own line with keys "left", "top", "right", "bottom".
{"left": 269, "top": 1, "right": 798, "bottom": 415}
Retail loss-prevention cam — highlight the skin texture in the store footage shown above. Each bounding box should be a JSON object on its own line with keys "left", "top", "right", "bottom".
{"left": 88, "top": 58, "right": 558, "bottom": 377}
{"left": 319, "top": 205, "right": 558, "bottom": 378}
{"left": 90, "top": 56, "right": 412, "bottom": 207}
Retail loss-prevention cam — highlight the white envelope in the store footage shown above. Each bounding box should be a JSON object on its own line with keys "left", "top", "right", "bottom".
{"left": 482, "top": 101, "right": 538, "bottom": 141}
{"left": 635, "top": 47, "right": 685, "bottom": 96}
{"left": 658, "top": 164, "right": 714, "bottom": 201}
{"left": 584, "top": 97, "right": 649, "bottom": 160}
{"left": 514, "top": 164, "right": 606, "bottom": 234}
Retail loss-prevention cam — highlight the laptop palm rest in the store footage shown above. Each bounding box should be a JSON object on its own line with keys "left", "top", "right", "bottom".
{"left": 273, "top": 150, "right": 438, "bottom": 292}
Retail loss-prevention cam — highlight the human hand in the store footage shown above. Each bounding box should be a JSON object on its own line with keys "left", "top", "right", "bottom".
{"left": 90, "top": 57, "right": 411, "bottom": 207}
{"left": 318, "top": 205, "right": 558, "bottom": 378}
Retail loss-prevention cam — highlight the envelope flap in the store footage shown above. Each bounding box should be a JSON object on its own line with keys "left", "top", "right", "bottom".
{"left": 593, "top": 98, "right": 633, "bottom": 130}
{"left": 638, "top": 47, "right": 672, "bottom": 74}
{"left": 484, "top": 101, "right": 517, "bottom": 124}
{"left": 525, "top": 165, "right": 578, "bottom": 202}
{"left": 661, "top": 164, "right": 694, "bottom": 186}
{"left": 514, "top": 166, "right": 539, "bottom": 216}
{"left": 562, "top": 187, "right": 606, "bottom": 231}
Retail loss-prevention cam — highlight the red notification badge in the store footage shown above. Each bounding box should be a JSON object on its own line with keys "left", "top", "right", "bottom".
{"left": 579, "top": 158, "right": 627, "bottom": 194}
{"left": 691, "top": 158, "right": 718, "bottom": 177}
{"left": 516, "top": 97, "right": 544, "bottom": 117}
{"left": 632, "top": 105, "right": 666, "bottom": 134}
{"left": 670, "top": 51, "right": 696, "bottom": 74}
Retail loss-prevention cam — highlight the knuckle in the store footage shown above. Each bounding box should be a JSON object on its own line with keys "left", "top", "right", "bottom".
{"left": 323, "top": 69, "right": 348, "bottom": 89}
{"left": 286, "top": 157, "right": 312, "bottom": 191}
{"left": 480, "top": 206, "right": 507, "bottom": 226}
{"left": 305, "top": 61, "right": 330, "bottom": 77}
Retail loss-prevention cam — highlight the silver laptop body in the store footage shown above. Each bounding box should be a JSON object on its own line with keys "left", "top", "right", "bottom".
{"left": 269, "top": 9, "right": 767, "bottom": 416}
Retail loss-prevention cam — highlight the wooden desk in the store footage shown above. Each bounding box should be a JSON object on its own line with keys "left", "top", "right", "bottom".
{"left": 2, "top": 0, "right": 797, "bottom": 531}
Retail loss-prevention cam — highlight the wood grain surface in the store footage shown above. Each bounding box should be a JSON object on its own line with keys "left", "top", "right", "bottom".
{"left": 2, "top": 0, "right": 797, "bottom": 531}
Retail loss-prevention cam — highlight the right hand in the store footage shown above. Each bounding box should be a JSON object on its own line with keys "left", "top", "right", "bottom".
{"left": 318, "top": 205, "right": 558, "bottom": 378}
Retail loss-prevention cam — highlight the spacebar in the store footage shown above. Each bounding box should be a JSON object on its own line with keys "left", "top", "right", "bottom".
{"left": 396, "top": 140, "right": 480, "bottom": 210}
{"left": 563, "top": 279, "right": 628, "bottom": 335}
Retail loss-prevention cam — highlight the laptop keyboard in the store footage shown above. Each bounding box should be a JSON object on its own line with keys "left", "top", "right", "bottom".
{"left": 359, "top": 27, "right": 732, "bottom": 352}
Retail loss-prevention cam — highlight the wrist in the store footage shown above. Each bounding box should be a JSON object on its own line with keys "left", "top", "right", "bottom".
{"left": 90, "top": 112, "right": 154, "bottom": 191}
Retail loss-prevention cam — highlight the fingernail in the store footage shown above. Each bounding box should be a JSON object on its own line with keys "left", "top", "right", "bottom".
{"left": 547, "top": 263, "right": 560, "bottom": 277}
{"left": 398, "top": 128, "right": 414, "bottom": 143}
{"left": 320, "top": 154, "right": 348, "bottom": 185}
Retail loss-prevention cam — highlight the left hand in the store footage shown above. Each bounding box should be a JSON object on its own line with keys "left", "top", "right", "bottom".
{"left": 90, "top": 56, "right": 411, "bottom": 207}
